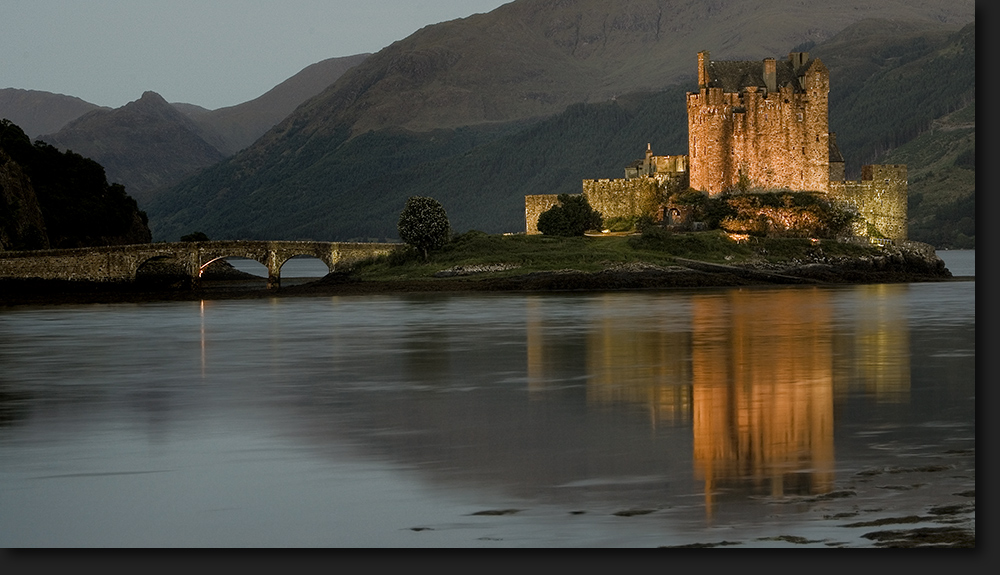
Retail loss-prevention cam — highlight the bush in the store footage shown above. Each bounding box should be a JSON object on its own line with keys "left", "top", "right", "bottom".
{"left": 397, "top": 196, "right": 452, "bottom": 260}
{"left": 718, "top": 192, "right": 856, "bottom": 238}
{"left": 537, "top": 194, "right": 603, "bottom": 236}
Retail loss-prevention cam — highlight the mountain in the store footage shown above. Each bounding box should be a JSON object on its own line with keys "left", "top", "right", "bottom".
{"left": 0, "top": 89, "right": 106, "bottom": 139}
{"left": 263, "top": 0, "right": 974, "bottom": 137}
{"left": 38, "top": 91, "right": 227, "bottom": 204}
{"left": 145, "top": 0, "right": 974, "bottom": 245}
{"left": 24, "top": 54, "right": 370, "bottom": 205}
{"left": 175, "top": 54, "right": 371, "bottom": 155}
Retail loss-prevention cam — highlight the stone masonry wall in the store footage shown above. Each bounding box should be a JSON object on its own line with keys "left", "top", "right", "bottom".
{"left": 583, "top": 178, "right": 661, "bottom": 223}
{"left": 829, "top": 165, "right": 908, "bottom": 241}
{"left": 525, "top": 177, "right": 675, "bottom": 234}
{"left": 525, "top": 195, "right": 561, "bottom": 234}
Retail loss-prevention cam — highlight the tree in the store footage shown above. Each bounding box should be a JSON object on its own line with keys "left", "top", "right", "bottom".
{"left": 180, "top": 231, "right": 210, "bottom": 242}
{"left": 397, "top": 196, "right": 451, "bottom": 260}
{"left": 536, "top": 194, "right": 603, "bottom": 236}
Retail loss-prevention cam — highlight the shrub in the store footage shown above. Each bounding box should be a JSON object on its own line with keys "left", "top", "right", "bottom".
{"left": 537, "top": 194, "right": 603, "bottom": 236}
{"left": 397, "top": 196, "right": 451, "bottom": 260}
{"left": 718, "top": 192, "right": 856, "bottom": 238}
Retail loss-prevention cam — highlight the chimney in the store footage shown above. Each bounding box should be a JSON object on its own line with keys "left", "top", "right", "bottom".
{"left": 790, "top": 52, "right": 809, "bottom": 69}
{"left": 763, "top": 58, "right": 776, "bottom": 93}
{"left": 698, "top": 51, "right": 710, "bottom": 88}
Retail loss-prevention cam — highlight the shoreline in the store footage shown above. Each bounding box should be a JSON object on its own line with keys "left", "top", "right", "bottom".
{"left": 0, "top": 264, "right": 968, "bottom": 307}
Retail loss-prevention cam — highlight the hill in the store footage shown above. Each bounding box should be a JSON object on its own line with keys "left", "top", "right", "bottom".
{"left": 14, "top": 54, "right": 369, "bottom": 205}
{"left": 0, "top": 88, "right": 106, "bottom": 138}
{"left": 38, "top": 91, "right": 227, "bottom": 204}
{"left": 146, "top": 7, "right": 975, "bottom": 247}
{"left": 281, "top": 0, "right": 973, "bottom": 136}
{"left": 175, "top": 53, "right": 371, "bottom": 155}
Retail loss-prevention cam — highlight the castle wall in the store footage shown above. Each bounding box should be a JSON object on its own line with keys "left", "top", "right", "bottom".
{"left": 583, "top": 178, "right": 662, "bottom": 223}
{"left": 525, "top": 173, "right": 686, "bottom": 234}
{"left": 828, "top": 165, "right": 908, "bottom": 241}
{"left": 525, "top": 194, "right": 561, "bottom": 235}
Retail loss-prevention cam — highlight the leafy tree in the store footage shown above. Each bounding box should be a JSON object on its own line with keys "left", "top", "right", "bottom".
{"left": 397, "top": 196, "right": 451, "bottom": 260}
{"left": 537, "top": 194, "right": 603, "bottom": 236}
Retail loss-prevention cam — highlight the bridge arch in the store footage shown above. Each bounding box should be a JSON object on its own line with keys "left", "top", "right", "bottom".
{"left": 0, "top": 240, "right": 402, "bottom": 289}
{"left": 277, "top": 254, "right": 333, "bottom": 280}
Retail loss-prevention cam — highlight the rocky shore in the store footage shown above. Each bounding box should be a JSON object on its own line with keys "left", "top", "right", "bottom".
{"left": 0, "top": 240, "right": 961, "bottom": 306}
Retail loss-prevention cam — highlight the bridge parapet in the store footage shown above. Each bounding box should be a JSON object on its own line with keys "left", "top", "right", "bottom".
{"left": 0, "top": 240, "right": 402, "bottom": 289}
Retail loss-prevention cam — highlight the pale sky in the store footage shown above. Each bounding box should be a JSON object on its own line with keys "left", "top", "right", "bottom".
{"left": 1, "top": 0, "right": 513, "bottom": 110}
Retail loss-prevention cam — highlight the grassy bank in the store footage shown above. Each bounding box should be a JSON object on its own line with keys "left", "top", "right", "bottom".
{"left": 349, "top": 230, "right": 881, "bottom": 281}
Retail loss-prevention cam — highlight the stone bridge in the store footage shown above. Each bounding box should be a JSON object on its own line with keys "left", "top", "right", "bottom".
{"left": 0, "top": 240, "right": 402, "bottom": 290}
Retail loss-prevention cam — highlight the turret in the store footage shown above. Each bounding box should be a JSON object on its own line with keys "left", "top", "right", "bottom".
{"left": 698, "top": 51, "right": 710, "bottom": 88}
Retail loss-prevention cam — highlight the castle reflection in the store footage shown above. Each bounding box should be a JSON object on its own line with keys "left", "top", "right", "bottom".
{"left": 832, "top": 284, "right": 911, "bottom": 403}
{"left": 689, "top": 289, "right": 835, "bottom": 516}
{"left": 526, "top": 286, "right": 911, "bottom": 518}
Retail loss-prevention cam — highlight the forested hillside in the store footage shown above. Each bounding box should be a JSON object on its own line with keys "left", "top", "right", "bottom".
{"left": 0, "top": 120, "right": 151, "bottom": 250}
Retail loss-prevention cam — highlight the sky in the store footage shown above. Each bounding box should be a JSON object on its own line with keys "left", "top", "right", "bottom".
{"left": 1, "top": 0, "right": 513, "bottom": 110}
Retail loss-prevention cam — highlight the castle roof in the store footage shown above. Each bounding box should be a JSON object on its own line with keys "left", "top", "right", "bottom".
{"left": 706, "top": 58, "right": 811, "bottom": 93}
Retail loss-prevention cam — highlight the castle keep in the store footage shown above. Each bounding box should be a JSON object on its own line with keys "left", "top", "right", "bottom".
{"left": 689, "top": 51, "right": 831, "bottom": 195}
{"left": 525, "top": 51, "right": 908, "bottom": 241}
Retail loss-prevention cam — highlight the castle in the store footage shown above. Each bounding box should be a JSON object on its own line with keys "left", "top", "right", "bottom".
{"left": 525, "top": 51, "right": 908, "bottom": 241}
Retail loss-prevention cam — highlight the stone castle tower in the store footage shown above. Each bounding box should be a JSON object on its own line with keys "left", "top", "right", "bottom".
{"left": 688, "top": 51, "right": 832, "bottom": 195}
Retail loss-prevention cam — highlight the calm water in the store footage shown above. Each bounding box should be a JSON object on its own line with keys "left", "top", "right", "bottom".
{"left": 0, "top": 252, "right": 975, "bottom": 547}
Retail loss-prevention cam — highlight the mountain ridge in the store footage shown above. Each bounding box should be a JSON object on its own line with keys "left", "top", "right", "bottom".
{"left": 0, "top": 88, "right": 107, "bottom": 139}
{"left": 23, "top": 54, "right": 370, "bottom": 203}
{"left": 39, "top": 91, "right": 227, "bottom": 204}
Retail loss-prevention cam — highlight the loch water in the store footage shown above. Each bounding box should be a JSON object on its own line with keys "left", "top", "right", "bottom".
{"left": 0, "top": 251, "right": 975, "bottom": 547}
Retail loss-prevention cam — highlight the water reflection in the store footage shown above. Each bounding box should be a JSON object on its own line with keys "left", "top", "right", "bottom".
{"left": 584, "top": 294, "right": 692, "bottom": 426}
{"left": 689, "top": 290, "right": 835, "bottom": 515}
{"left": 1, "top": 282, "right": 964, "bottom": 546}
{"left": 524, "top": 286, "right": 913, "bottom": 517}
{"left": 833, "top": 284, "right": 911, "bottom": 404}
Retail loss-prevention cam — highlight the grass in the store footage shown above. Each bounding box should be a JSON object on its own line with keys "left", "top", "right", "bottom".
{"left": 348, "top": 230, "right": 881, "bottom": 281}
